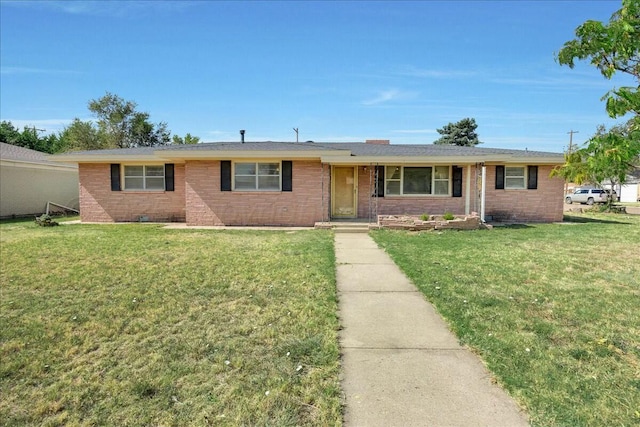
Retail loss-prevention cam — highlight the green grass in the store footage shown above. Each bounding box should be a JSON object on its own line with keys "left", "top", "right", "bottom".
{"left": 0, "top": 221, "right": 341, "bottom": 426}
{"left": 372, "top": 213, "right": 640, "bottom": 427}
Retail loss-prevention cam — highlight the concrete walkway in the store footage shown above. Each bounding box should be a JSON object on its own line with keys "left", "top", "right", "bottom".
{"left": 336, "top": 233, "right": 529, "bottom": 427}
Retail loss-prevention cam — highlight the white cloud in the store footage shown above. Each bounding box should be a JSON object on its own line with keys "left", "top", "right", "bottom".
{"left": 488, "top": 75, "right": 611, "bottom": 89}
{"left": 4, "top": 119, "right": 76, "bottom": 133}
{"left": 398, "top": 66, "right": 478, "bottom": 79}
{"left": 361, "top": 89, "right": 416, "bottom": 106}
{"left": 4, "top": 0, "right": 197, "bottom": 18}
{"left": 0, "top": 67, "right": 79, "bottom": 75}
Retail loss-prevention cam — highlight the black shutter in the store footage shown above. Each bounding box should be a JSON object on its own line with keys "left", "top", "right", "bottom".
{"left": 527, "top": 166, "right": 538, "bottom": 190}
{"left": 165, "top": 164, "right": 175, "bottom": 191}
{"left": 452, "top": 166, "right": 463, "bottom": 197}
{"left": 221, "top": 161, "right": 232, "bottom": 191}
{"left": 375, "top": 166, "right": 385, "bottom": 197}
{"left": 110, "top": 164, "right": 121, "bottom": 191}
{"left": 282, "top": 161, "right": 292, "bottom": 192}
{"left": 495, "top": 165, "right": 505, "bottom": 190}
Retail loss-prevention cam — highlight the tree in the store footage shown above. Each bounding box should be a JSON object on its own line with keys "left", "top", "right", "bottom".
{"left": 433, "top": 118, "right": 482, "bottom": 146}
{"left": 3, "top": 94, "right": 199, "bottom": 153}
{"left": 555, "top": 0, "right": 640, "bottom": 197}
{"left": 0, "top": 120, "right": 63, "bottom": 154}
{"left": 552, "top": 120, "right": 640, "bottom": 197}
{"left": 58, "top": 119, "right": 103, "bottom": 151}
{"left": 172, "top": 133, "right": 200, "bottom": 144}
{"left": 87, "top": 92, "right": 170, "bottom": 148}
{"left": 0, "top": 121, "right": 21, "bottom": 145}
{"left": 556, "top": 0, "right": 639, "bottom": 119}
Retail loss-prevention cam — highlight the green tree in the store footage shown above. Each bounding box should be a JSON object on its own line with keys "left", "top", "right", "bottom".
{"left": 87, "top": 92, "right": 170, "bottom": 148}
{"left": 556, "top": 0, "right": 639, "bottom": 119}
{"left": 58, "top": 119, "right": 103, "bottom": 151}
{"left": 433, "top": 118, "right": 481, "bottom": 146}
{"left": 0, "top": 120, "right": 63, "bottom": 154}
{"left": 553, "top": 120, "right": 640, "bottom": 195}
{"left": 172, "top": 133, "right": 200, "bottom": 144}
{"left": 0, "top": 121, "right": 21, "bottom": 145}
{"left": 555, "top": 0, "right": 640, "bottom": 197}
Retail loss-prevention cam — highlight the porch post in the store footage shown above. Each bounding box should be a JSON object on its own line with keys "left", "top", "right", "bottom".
{"left": 465, "top": 164, "right": 471, "bottom": 215}
{"left": 480, "top": 165, "right": 486, "bottom": 222}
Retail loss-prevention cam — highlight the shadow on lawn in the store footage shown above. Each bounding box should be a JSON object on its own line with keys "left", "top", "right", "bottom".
{"left": 491, "top": 223, "right": 533, "bottom": 229}
{"left": 562, "top": 214, "right": 633, "bottom": 225}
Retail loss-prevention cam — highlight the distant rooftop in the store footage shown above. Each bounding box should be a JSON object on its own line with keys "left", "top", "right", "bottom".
{"left": 0, "top": 142, "right": 77, "bottom": 168}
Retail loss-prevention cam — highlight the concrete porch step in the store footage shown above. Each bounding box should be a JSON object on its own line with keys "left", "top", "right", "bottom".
{"left": 314, "top": 222, "right": 372, "bottom": 233}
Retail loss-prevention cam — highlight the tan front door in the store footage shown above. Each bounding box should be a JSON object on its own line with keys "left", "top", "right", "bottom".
{"left": 332, "top": 166, "right": 357, "bottom": 218}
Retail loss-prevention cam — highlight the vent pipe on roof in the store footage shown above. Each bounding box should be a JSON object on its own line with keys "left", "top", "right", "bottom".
{"left": 240, "top": 130, "right": 245, "bottom": 143}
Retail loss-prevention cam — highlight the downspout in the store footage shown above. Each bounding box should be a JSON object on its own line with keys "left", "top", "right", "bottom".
{"left": 321, "top": 163, "right": 326, "bottom": 222}
{"left": 465, "top": 164, "right": 471, "bottom": 215}
{"left": 480, "top": 164, "right": 486, "bottom": 222}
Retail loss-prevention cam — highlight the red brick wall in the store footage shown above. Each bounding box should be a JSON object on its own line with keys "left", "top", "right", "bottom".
{"left": 485, "top": 164, "right": 564, "bottom": 222}
{"left": 78, "top": 161, "right": 563, "bottom": 225}
{"left": 185, "top": 160, "right": 329, "bottom": 226}
{"left": 79, "top": 163, "right": 186, "bottom": 222}
{"left": 354, "top": 164, "right": 563, "bottom": 222}
{"left": 355, "top": 165, "right": 469, "bottom": 219}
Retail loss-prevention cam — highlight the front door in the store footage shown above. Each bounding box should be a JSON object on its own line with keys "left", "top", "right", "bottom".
{"left": 332, "top": 166, "right": 357, "bottom": 218}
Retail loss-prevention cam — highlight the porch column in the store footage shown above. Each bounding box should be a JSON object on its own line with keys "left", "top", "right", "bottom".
{"left": 465, "top": 164, "right": 471, "bottom": 215}
{"left": 480, "top": 165, "right": 486, "bottom": 222}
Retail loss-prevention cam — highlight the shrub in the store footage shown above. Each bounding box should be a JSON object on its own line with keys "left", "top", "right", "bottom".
{"left": 443, "top": 212, "right": 455, "bottom": 221}
{"left": 35, "top": 214, "right": 59, "bottom": 227}
{"left": 420, "top": 213, "right": 429, "bottom": 221}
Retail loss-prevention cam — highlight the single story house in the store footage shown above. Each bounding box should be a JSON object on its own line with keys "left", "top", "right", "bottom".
{"left": 50, "top": 139, "right": 565, "bottom": 225}
{"left": 1, "top": 142, "right": 79, "bottom": 218}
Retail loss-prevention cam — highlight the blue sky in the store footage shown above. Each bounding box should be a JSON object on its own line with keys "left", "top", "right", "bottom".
{"left": 1, "top": 0, "right": 635, "bottom": 152}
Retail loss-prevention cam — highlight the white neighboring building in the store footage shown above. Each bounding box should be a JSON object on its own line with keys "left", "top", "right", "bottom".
{"left": 603, "top": 170, "right": 640, "bottom": 202}
{"left": 0, "top": 142, "right": 79, "bottom": 218}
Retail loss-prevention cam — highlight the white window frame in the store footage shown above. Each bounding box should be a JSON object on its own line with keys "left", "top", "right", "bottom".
{"left": 385, "top": 165, "right": 450, "bottom": 196}
{"left": 123, "top": 164, "right": 165, "bottom": 191}
{"left": 505, "top": 166, "right": 526, "bottom": 189}
{"left": 233, "top": 161, "right": 282, "bottom": 191}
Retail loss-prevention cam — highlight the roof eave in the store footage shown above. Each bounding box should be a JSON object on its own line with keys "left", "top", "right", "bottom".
{"left": 156, "top": 149, "right": 350, "bottom": 160}
{"left": 49, "top": 154, "right": 165, "bottom": 163}
{"left": 1, "top": 158, "right": 78, "bottom": 170}
{"left": 321, "top": 154, "right": 564, "bottom": 164}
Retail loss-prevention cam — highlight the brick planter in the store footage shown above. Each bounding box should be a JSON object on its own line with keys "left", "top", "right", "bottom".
{"left": 376, "top": 214, "right": 488, "bottom": 231}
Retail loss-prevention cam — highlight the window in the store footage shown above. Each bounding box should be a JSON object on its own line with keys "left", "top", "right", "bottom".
{"left": 496, "top": 165, "right": 537, "bottom": 190}
{"left": 404, "top": 167, "right": 432, "bottom": 194}
{"left": 123, "top": 165, "right": 165, "bottom": 190}
{"left": 385, "top": 166, "right": 450, "bottom": 196}
{"left": 234, "top": 162, "right": 281, "bottom": 191}
{"left": 433, "top": 166, "right": 450, "bottom": 195}
{"left": 505, "top": 167, "right": 525, "bottom": 189}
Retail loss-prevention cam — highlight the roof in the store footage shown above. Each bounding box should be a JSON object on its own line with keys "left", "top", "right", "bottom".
{"left": 0, "top": 142, "right": 77, "bottom": 168}
{"left": 50, "top": 141, "right": 564, "bottom": 164}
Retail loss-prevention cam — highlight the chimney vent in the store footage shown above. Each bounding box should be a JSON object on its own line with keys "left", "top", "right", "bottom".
{"left": 240, "top": 130, "right": 245, "bottom": 143}
{"left": 365, "top": 139, "right": 390, "bottom": 145}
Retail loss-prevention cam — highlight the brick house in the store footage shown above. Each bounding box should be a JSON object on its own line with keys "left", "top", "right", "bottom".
{"left": 51, "top": 140, "right": 565, "bottom": 225}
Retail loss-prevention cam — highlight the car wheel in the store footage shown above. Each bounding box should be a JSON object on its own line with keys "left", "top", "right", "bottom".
{"left": 587, "top": 197, "right": 594, "bottom": 205}
{"left": 565, "top": 197, "right": 572, "bottom": 204}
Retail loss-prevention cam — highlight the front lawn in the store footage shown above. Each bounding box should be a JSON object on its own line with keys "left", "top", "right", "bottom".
{"left": 0, "top": 221, "right": 341, "bottom": 426}
{"left": 372, "top": 213, "right": 640, "bottom": 427}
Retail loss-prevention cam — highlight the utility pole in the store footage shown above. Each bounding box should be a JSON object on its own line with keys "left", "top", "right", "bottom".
{"left": 567, "top": 130, "right": 578, "bottom": 154}
{"left": 565, "top": 130, "right": 579, "bottom": 197}
{"left": 293, "top": 128, "right": 299, "bottom": 143}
